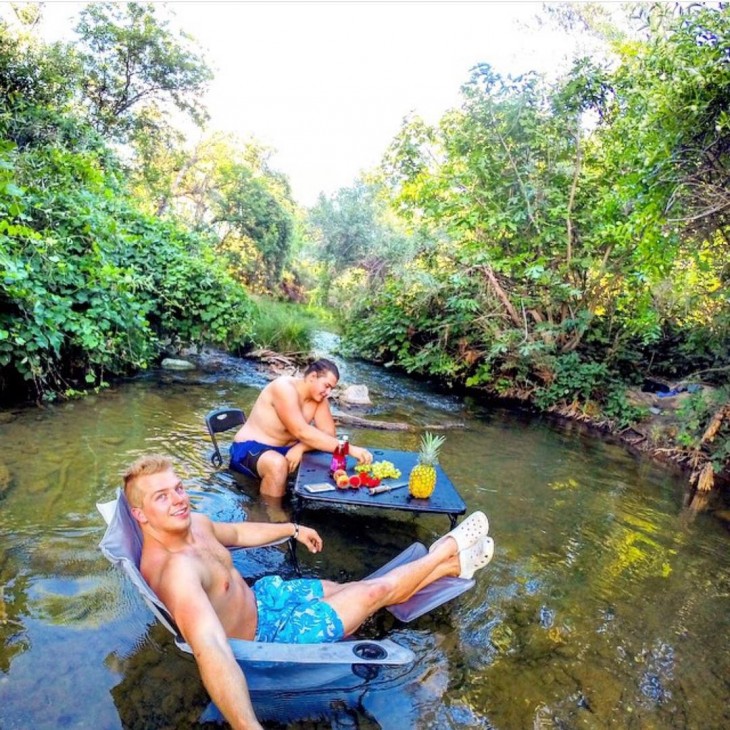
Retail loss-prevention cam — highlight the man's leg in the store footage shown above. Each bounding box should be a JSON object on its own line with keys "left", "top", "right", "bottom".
{"left": 255, "top": 451, "right": 289, "bottom": 497}
{"left": 321, "top": 538, "right": 462, "bottom": 636}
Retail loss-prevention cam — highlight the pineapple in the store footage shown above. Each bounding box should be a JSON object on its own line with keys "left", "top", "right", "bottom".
{"left": 408, "top": 432, "right": 445, "bottom": 498}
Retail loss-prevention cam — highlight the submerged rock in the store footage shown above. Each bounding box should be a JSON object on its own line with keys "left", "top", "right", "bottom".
{"left": 161, "top": 358, "right": 196, "bottom": 371}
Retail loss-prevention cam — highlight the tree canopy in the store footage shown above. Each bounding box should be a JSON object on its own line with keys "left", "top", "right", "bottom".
{"left": 303, "top": 2, "right": 729, "bottom": 483}
{"left": 0, "top": 4, "right": 254, "bottom": 402}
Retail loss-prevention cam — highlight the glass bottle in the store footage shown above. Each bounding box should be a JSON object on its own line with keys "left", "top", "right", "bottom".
{"left": 329, "top": 438, "right": 346, "bottom": 476}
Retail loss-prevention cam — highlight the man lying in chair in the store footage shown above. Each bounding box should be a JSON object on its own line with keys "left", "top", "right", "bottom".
{"left": 124, "top": 455, "right": 494, "bottom": 730}
{"left": 230, "top": 358, "right": 372, "bottom": 497}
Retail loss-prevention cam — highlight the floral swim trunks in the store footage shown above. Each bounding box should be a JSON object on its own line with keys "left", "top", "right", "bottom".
{"left": 252, "top": 575, "right": 345, "bottom": 644}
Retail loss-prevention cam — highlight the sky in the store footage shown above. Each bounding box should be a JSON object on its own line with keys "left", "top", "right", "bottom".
{"left": 28, "top": 1, "right": 579, "bottom": 207}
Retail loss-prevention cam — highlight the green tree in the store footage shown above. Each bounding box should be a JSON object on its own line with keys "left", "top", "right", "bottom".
{"left": 145, "top": 133, "right": 296, "bottom": 293}
{"left": 345, "top": 2, "right": 729, "bottom": 434}
{"left": 0, "top": 25, "right": 252, "bottom": 404}
{"left": 306, "top": 179, "right": 417, "bottom": 311}
{"left": 73, "top": 2, "right": 212, "bottom": 142}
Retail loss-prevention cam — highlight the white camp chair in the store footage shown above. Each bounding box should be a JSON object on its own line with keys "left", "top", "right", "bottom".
{"left": 97, "top": 490, "right": 423, "bottom": 692}
{"left": 98, "top": 490, "right": 475, "bottom": 692}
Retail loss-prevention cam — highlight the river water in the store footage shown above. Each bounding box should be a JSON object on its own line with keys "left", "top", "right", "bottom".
{"left": 0, "top": 345, "right": 728, "bottom": 729}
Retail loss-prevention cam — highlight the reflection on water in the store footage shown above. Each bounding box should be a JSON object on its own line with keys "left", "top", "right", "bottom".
{"left": 0, "top": 355, "right": 729, "bottom": 729}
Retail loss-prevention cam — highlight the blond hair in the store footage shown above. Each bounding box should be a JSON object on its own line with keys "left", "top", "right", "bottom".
{"left": 123, "top": 454, "right": 173, "bottom": 507}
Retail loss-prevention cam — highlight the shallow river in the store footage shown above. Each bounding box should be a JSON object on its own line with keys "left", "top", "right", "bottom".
{"left": 0, "top": 348, "right": 728, "bottom": 729}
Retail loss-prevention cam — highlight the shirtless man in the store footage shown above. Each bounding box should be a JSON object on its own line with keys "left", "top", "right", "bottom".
{"left": 230, "top": 358, "right": 373, "bottom": 496}
{"left": 123, "top": 454, "right": 494, "bottom": 730}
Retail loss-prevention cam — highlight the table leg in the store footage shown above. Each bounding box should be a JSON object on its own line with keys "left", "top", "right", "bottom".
{"left": 287, "top": 538, "right": 302, "bottom": 577}
{"left": 448, "top": 513, "right": 459, "bottom": 529}
{"left": 287, "top": 496, "right": 305, "bottom": 575}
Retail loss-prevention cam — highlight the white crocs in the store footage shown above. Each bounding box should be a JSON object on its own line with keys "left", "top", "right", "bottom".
{"left": 429, "top": 510, "right": 490, "bottom": 553}
{"left": 458, "top": 536, "right": 495, "bottom": 579}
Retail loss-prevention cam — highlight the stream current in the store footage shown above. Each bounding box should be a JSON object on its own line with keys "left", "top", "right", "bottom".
{"left": 0, "top": 339, "right": 728, "bottom": 729}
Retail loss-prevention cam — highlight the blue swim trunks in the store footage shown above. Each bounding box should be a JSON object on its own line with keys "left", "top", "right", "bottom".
{"left": 252, "top": 575, "right": 345, "bottom": 644}
{"left": 230, "top": 440, "right": 292, "bottom": 477}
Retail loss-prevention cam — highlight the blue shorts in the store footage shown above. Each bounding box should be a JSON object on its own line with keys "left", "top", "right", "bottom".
{"left": 230, "top": 440, "right": 292, "bottom": 477}
{"left": 252, "top": 575, "right": 345, "bottom": 644}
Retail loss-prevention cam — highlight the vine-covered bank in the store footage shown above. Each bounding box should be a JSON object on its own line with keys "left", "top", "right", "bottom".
{"left": 304, "top": 5, "right": 730, "bottom": 493}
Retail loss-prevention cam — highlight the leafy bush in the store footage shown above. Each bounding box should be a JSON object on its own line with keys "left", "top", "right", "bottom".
{"left": 0, "top": 121, "right": 252, "bottom": 403}
{"left": 534, "top": 353, "right": 645, "bottom": 428}
{"left": 676, "top": 387, "right": 730, "bottom": 475}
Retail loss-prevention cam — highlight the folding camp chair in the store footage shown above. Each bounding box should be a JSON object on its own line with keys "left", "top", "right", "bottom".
{"left": 98, "top": 490, "right": 417, "bottom": 691}
{"left": 98, "top": 491, "right": 476, "bottom": 694}
{"left": 205, "top": 407, "right": 255, "bottom": 476}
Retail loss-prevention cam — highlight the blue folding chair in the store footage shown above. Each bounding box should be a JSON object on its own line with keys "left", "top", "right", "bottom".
{"left": 98, "top": 491, "right": 417, "bottom": 691}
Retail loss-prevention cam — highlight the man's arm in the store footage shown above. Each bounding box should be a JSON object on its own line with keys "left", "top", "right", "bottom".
{"left": 212, "top": 519, "right": 323, "bottom": 553}
{"left": 161, "top": 562, "right": 262, "bottom": 730}
{"left": 284, "top": 399, "right": 338, "bottom": 473}
{"left": 272, "top": 380, "right": 372, "bottom": 464}
{"left": 271, "top": 379, "right": 341, "bottom": 452}
{"left": 312, "top": 399, "right": 337, "bottom": 436}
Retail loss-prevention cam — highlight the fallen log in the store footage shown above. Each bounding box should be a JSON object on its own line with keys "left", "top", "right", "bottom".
{"left": 334, "top": 413, "right": 465, "bottom": 431}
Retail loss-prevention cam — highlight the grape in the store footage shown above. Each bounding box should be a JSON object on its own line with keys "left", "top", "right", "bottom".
{"left": 355, "top": 461, "right": 401, "bottom": 478}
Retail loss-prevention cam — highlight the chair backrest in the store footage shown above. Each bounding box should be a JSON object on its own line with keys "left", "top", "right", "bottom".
{"left": 98, "top": 490, "right": 182, "bottom": 638}
{"left": 205, "top": 408, "right": 246, "bottom": 466}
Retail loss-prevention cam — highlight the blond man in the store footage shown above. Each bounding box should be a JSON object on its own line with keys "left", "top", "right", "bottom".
{"left": 123, "top": 454, "right": 493, "bottom": 730}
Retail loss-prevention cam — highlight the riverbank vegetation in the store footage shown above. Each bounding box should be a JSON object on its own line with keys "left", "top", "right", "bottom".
{"left": 306, "top": 4, "right": 730, "bottom": 489}
{"left": 1, "top": 3, "right": 727, "bottom": 490}
{"left": 1, "top": 3, "right": 295, "bottom": 401}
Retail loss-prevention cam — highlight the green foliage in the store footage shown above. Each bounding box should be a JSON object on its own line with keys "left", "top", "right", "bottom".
{"left": 106, "top": 214, "right": 253, "bottom": 349}
{"left": 309, "top": 182, "right": 380, "bottom": 270}
{"left": 675, "top": 387, "right": 730, "bottom": 474}
{"left": 533, "top": 353, "right": 645, "bottom": 428}
{"left": 210, "top": 161, "right": 293, "bottom": 291}
{"left": 141, "top": 133, "right": 296, "bottom": 295}
{"left": 339, "top": 4, "right": 728, "bottom": 448}
{"left": 0, "top": 29, "right": 252, "bottom": 403}
{"left": 343, "top": 264, "right": 491, "bottom": 385}
{"left": 0, "top": 197, "right": 154, "bottom": 396}
{"left": 245, "top": 298, "right": 314, "bottom": 354}
{"left": 0, "top": 20, "right": 76, "bottom": 110}
{"left": 0, "top": 131, "right": 252, "bottom": 401}
{"left": 73, "top": 2, "right": 212, "bottom": 141}
{"left": 305, "top": 179, "right": 417, "bottom": 310}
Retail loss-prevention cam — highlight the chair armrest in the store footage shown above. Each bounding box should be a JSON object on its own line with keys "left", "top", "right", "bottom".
{"left": 174, "top": 637, "right": 414, "bottom": 665}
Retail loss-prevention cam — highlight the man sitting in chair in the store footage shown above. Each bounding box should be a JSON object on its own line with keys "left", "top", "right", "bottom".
{"left": 230, "top": 358, "right": 373, "bottom": 497}
{"left": 124, "top": 454, "right": 494, "bottom": 730}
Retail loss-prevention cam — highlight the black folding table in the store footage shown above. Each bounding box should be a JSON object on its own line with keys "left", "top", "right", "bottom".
{"left": 293, "top": 447, "right": 467, "bottom": 528}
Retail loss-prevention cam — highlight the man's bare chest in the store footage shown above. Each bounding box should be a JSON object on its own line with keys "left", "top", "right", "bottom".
{"left": 195, "top": 539, "right": 236, "bottom": 592}
{"left": 263, "top": 397, "right": 318, "bottom": 429}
